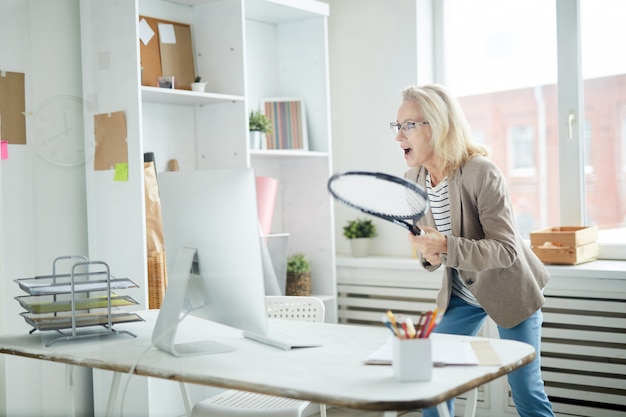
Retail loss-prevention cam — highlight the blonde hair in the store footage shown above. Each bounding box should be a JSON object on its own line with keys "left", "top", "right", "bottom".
{"left": 401, "top": 84, "right": 488, "bottom": 174}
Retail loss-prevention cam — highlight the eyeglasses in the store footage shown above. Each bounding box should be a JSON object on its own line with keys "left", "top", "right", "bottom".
{"left": 390, "top": 121, "right": 429, "bottom": 136}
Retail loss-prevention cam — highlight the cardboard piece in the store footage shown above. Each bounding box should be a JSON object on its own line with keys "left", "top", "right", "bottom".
{"left": 94, "top": 111, "right": 128, "bottom": 171}
{"left": 0, "top": 71, "right": 26, "bottom": 144}
{"left": 159, "top": 24, "right": 194, "bottom": 90}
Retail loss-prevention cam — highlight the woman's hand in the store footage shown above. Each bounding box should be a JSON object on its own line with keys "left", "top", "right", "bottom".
{"left": 408, "top": 226, "right": 448, "bottom": 265}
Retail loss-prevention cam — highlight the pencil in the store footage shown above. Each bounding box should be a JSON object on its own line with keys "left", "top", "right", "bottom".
{"left": 423, "top": 308, "right": 438, "bottom": 338}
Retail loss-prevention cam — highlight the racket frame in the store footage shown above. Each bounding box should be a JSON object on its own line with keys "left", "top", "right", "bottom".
{"left": 327, "top": 171, "right": 428, "bottom": 235}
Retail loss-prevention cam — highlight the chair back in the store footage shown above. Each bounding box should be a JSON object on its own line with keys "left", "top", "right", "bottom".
{"left": 265, "top": 296, "right": 325, "bottom": 323}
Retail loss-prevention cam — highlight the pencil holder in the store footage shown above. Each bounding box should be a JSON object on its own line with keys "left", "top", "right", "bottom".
{"left": 392, "top": 337, "right": 432, "bottom": 382}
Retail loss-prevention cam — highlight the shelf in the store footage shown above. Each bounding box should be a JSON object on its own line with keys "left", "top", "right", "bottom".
{"left": 245, "top": 0, "right": 329, "bottom": 23}
{"left": 141, "top": 86, "right": 244, "bottom": 106}
{"left": 250, "top": 149, "right": 329, "bottom": 159}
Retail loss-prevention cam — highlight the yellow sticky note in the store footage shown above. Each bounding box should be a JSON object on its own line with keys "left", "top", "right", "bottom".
{"left": 114, "top": 163, "right": 128, "bottom": 181}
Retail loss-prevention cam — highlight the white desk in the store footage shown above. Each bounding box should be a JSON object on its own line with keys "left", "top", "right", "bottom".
{"left": 0, "top": 310, "right": 535, "bottom": 416}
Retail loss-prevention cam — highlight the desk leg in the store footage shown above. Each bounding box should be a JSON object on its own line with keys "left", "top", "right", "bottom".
{"left": 179, "top": 382, "right": 193, "bottom": 417}
{"left": 463, "top": 388, "right": 478, "bottom": 417}
{"left": 65, "top": 365, "right": 75, "bottom": 417}
{"left": 105, "top": 372, "right": 121, "bottom": 417}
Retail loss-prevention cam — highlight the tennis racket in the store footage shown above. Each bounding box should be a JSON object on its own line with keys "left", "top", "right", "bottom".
{"left": 327, "top": 171, "right": 429, "bottom": 235}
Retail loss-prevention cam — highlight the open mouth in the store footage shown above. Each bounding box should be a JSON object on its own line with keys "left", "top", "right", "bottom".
{"left": 403, "top": 147, "right": 412, "bottom": 156}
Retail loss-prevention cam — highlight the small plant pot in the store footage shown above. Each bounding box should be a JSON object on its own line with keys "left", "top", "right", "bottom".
{"left": 190, "top": 82, "right": 206, "bottom": 92}
{"left": 286, "top": 272, "right": 311, "bottom": 296}
{"left": 249, "top": 131, "right": 266, "bottom": 150}
{"left": 349, "top": 238, "right": 371, "bottom": 257}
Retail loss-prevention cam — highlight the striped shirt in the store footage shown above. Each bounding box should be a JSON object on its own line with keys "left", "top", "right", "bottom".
{"left": 426, "top": 173, "right": 481, "bottom": 307}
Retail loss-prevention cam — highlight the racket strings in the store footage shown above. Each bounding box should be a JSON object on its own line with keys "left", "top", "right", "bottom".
{"left": 329, "top": 176, "right": 427, "bottom": 218}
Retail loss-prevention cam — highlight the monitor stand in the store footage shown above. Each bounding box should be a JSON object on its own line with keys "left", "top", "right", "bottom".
{"left": 152, "top": 247, "right": 235, "bottom": 357}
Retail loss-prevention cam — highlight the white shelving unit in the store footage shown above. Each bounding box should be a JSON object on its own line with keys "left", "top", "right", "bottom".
{"left": 79, "top": 0, "right": 335, "bottom": 316}
{"left": 79, "top": 1, "right": 335, "bottom": 413}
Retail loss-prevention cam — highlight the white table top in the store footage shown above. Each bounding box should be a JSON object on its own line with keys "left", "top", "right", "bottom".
{"left": 0, "top": 310, "right": 535, "bottom": 411}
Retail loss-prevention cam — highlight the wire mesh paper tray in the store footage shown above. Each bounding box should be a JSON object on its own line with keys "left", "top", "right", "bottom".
{"left": 14, "top": 256, "right": 142, "bottom": 346}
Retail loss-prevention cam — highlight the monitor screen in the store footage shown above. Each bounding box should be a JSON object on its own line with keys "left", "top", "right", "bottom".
{"left": 152, "top": 168, "right": 269, "bottom": 356}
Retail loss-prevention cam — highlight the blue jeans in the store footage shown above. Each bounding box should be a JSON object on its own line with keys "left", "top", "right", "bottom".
{"left": 422, "top": 295, "right": 554, "bottom": 417}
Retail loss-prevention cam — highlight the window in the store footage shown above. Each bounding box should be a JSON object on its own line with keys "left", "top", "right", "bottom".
{"left": 442, "top": 0, "right": 625, "bottom": 255}
{"left": 444, "top": 0, "right": 556, "bottom": 239}
{"left": 622, "top": 117, "right": 626, "bottom": 174}
{"left": 509, "top": 125, "right": 536, "bottom": 176}
{"left": 581, "top": 0, "right": 626, "bottom": 235}
{"left": 583, "top": 121, "right": 593, "bottom": 174}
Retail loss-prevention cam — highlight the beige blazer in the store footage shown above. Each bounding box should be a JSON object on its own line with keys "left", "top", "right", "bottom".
{"left": 405, "top": 155, "right": 549, "bottom": 328}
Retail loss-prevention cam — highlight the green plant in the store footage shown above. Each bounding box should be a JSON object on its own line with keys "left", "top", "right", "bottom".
{"left": 249, "top": 110, "right": 272, "bottom": 134}
{"left": 194, "top": 76, "right": 202, "bottom": 83}
{"left": 343, "top": 218, "right": 378, "bottom": 239}
{"left": 287, "top": 253, "right": 310, "bottom": 274}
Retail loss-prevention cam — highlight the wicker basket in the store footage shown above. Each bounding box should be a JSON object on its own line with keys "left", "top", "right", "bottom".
{"left": 286, "top": 272, "right": 311, "bottom": 296}
{"left": 147, "top": 251, "right": 167, "bottom": 309}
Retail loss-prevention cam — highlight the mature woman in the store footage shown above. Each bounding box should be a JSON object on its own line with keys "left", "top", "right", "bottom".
{"left": 393, "top": 84, "right": 554, "bottom": 417}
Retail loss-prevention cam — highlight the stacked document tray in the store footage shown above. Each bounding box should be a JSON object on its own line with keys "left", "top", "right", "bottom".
{"left": 14, "top": 257, "right": 143, "bottom": 345}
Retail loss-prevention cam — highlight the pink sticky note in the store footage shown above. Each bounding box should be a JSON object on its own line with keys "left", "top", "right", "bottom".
{"left": 1, "top": 140, "right": 7, "bottom": 160}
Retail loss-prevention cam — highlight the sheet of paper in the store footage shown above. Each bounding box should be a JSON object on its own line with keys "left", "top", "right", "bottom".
{"left": 158, "top": 23, "right": 176, "bottom": 44}
{"left": 139, "top": 18, "right": 155, "bottom": 46}
{"left": 364, "top": 337, "right": 481, "bottom": 366}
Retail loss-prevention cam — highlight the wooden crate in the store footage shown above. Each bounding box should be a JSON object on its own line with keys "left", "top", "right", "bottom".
{"left": 530, "top": 226, "right": 598, "bottom": 265}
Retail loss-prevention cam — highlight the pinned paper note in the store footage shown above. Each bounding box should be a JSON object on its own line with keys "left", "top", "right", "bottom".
{"left": 139, "top": 18, "right": 155, "bottom": 46}
{"left": 158, "top": 23, "right": 176, "bottom": 44}
{"left": 0, "top": 71, "right": 26, "bottom": 144}
{"left": 114, "top": 163, "right": 128, "bottom": 181}
{"left": 94, "top": 111, "right": 128, "bottom": 171}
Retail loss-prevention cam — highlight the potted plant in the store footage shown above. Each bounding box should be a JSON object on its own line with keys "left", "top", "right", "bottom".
{"left": 343, "top": 217, "right": 378, "bottom": 257}
{"left": 190, "top": 75, "right": 206, "bottom": 92}
{"left": 249, "top": 110, "right": 272, "bottom": 150}
{"left": 286, "top": 253, "right": 311, "bottom": 296}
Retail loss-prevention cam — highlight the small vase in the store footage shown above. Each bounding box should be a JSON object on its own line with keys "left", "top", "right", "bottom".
{"left": 249, "top": 131, "right": 265, "bottom": 150}
{"left": 190, "top": 82, "right": 206, "bottom": 92}
{"left": 349, "top": 238, "right": 371, "bottom": 257}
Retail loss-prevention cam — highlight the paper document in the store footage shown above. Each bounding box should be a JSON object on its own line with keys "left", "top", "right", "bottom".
{"left": 364, "top": 337, "right": 481, "bottom": 366}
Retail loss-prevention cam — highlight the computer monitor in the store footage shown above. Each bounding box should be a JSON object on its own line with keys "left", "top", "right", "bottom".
{"left": 152, "top": 168, "right": 269, "bottom": 356}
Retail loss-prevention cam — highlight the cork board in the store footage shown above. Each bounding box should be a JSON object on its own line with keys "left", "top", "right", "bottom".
{"left": 139, "top": 16, "right": 194, "bottom": 90}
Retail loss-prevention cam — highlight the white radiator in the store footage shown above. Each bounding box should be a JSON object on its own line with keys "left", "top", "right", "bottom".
{"left": 541, "top": 292, "right": 626, "bottom": 417}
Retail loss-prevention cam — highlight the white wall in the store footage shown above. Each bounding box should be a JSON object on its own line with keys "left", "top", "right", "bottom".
{"left": 326, "top": 0, "right": 429, "bottom": 257}
{"left": 0, "top": 0, "right": 91, "bottom": 415}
